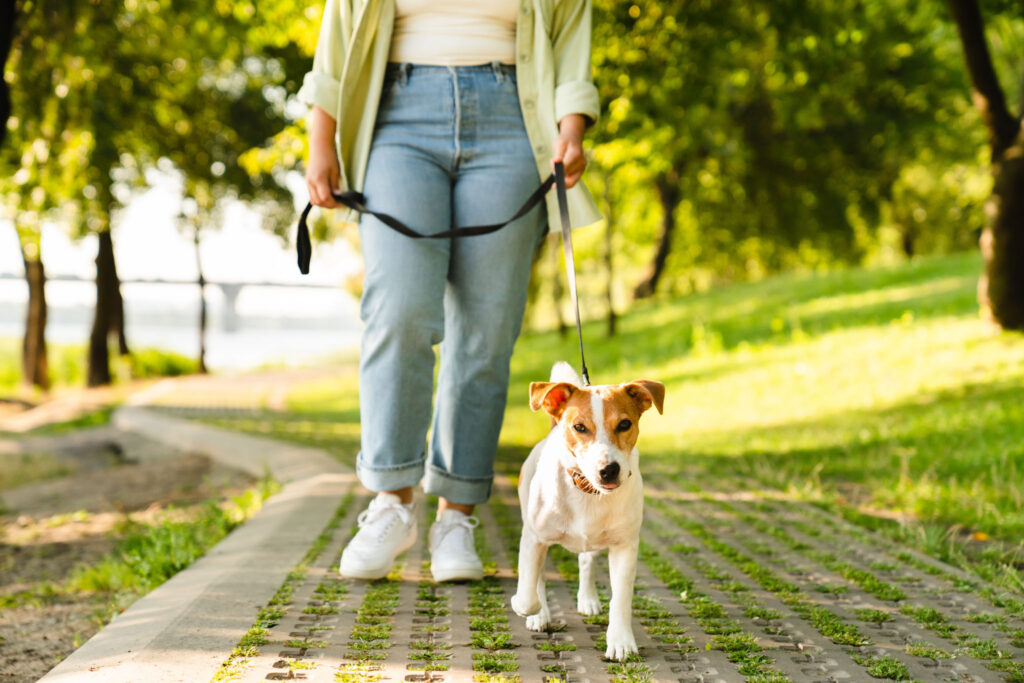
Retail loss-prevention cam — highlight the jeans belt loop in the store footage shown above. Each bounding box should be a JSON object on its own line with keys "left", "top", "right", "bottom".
{"left": 491, "top": 60, "right": 504, "bottom": 83}
{"left": 399, "top": 62, "right": 410, "bottom": 86}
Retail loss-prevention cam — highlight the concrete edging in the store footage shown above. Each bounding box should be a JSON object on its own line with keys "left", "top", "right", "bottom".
{"left": 39, "top": 406, "right": 356, "bottom": 683}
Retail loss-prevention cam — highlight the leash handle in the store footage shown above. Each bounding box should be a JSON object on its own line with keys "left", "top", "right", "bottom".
{"left": 296, "top": 175, "right": 555, "bottom": 274}
{"left": 295, "top": 163, "right": 592, "bottom": 387}
{"left": 554, "top": 161, "right": 590, "bottom": 386}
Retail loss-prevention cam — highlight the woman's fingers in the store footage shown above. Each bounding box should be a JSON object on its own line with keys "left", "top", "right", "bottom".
{"left": 307, "top": 172, "right": 339, "bottom": 208}
{"left": 306, "top": 147, "right": 341, "bottom": 208}
{"left": 560, "top": 142, "right": 586, "bottom": 189}
{"left": 551, "top": 138, "right": 585, "bottom": 188}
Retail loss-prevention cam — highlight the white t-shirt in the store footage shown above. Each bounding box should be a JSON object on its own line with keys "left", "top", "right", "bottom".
{"left": 389, "top": 0, "right": 519, "bottom": 66}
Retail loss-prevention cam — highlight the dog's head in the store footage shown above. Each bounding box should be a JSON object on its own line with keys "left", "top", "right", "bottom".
{"left": 529, "top": 378, "right": 665, "bottom": 493}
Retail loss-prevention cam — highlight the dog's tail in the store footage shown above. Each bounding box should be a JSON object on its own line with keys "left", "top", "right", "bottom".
{"left": 550, "top": 361, "right": 582, "bottom": 386}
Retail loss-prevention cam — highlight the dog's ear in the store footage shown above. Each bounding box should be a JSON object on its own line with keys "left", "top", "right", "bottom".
{"left": 623, "top": 380, "right": 665, "bottom": 415}
{"left": 529, "top": 382, "right": 576, "bottom": 418}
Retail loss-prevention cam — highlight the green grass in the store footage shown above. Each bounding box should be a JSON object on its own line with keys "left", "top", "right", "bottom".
{"left": 67, "top": 479, "right": 278, "bottom": 622}
{"left": 0, "top": 339, "right": 197, "bottom": 393}
{"left": 850, "top": 653, "right": 911, "bottom": 680}
{"left": 0, "top": 478, "right": 278, "bottom": 634}
{"left": 256, "top": 251, "right": 1021, "bottom": 587}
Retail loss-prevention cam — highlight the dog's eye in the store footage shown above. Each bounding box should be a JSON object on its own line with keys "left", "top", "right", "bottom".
{"left": 573, "top": 423, "right": 588, "bottom": 434}
{"left": 616, "top": 419, "right": 632, "bottom": 432}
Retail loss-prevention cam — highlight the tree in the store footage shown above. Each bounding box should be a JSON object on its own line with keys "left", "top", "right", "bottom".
{"left": 949, "top": 0, "right": 1024, "bottom": 329}
{"left": 590, "top": 0, "right": 972, "bottom": 298}
{"left": 0, "top": 0, "right": 16, "bottom": 149}
{"left": 2, "top": 0, "right": 99, "bottom": 389}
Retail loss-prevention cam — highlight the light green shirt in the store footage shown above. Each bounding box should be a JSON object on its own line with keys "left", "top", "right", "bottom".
{"left": 297, "top": 0, "right": 603, "bottom": 232}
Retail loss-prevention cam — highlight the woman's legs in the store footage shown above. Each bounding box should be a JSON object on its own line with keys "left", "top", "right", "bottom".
{"left": 422, "top": 63, "right": 547, "bottom": 506}
{"left": 356, "top": 141, "right": 452, "bottom": 495}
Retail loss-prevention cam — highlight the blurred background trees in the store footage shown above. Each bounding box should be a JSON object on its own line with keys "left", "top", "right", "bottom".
{"left": 1, "top": 0, "right": 1022, "bottom": 390}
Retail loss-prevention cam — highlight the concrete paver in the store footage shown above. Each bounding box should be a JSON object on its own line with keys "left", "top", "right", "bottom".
{"left": 36, "top": 372, "right": 1024, "bottom": 682}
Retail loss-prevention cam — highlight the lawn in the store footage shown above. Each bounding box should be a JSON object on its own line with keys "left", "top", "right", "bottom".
{"left": 208, "top": 251, "right": 1023, "bottom": 589}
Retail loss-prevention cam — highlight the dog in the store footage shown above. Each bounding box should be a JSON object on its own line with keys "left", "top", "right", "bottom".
{"left": 510, "top": 361, "right": 665, "bottom": 661}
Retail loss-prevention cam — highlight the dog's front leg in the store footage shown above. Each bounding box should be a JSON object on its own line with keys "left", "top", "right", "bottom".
{"left": 577, "top": 551, "right": 601, "bottom": 616}
{"left": 605, "top": 540, "right": 639, "bottom": 661}
{"left": 511, "top": 527, "right": 547, "bottom": 617}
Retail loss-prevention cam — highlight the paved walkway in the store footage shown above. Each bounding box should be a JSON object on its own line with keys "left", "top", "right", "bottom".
{"left": 39, "top": 372, "right": 1024, "bottom": 682}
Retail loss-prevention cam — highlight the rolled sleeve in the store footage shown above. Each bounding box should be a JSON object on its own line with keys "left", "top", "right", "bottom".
{"left": 551, "top": 0, "right": 599, "bottom": 127}
{"left": 554, "top": 79, "right": 599, "bottom": 126}
{"left": 297, "top": 0, "right": 347, "bottom": 118}
{"left": 297, "top": 71, "right": 340, "bottom": 116}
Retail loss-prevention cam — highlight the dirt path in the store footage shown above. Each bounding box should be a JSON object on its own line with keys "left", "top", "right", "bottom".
{"left": 0, "top": 429, "right": 254, "bottom": 683}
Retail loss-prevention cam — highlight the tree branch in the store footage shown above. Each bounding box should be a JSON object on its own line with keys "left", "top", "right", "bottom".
{"left": 948, "top": 0, "right": 1018, "bottom": 158}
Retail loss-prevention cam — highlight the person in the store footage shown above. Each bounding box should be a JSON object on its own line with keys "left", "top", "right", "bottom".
{"left": 298, "top": 0, "right": 601, "bottom": 582}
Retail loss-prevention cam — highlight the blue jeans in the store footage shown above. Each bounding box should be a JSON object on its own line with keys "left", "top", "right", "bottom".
{"left": 356, "top": 62, "right": 547, "bottom": 504}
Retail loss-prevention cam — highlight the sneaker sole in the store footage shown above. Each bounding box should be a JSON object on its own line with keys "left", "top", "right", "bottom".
{"left": 339, "top": 527, "right": 417, "bottom": 580}
{"left": 430, "top": 564, "right": 484, "bottom": 582}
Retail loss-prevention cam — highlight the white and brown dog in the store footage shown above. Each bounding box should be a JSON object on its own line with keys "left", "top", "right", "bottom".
{"left": 510, "top": 361, "right": 665, "bottom": 661}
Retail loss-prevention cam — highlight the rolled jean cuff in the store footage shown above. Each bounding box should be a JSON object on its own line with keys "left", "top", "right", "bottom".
{"left": 422, "top": 464, "right": 493, "bottom": 506}
{"left": 355, "top": 452, "right": 425, "bottom": 492}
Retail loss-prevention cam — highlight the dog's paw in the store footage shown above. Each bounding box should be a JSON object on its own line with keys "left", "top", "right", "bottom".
{"left": 525, "top": 605, "right": 551, "bottom": 631}
{"left": 510, "top": 593, "right": 541, "bottom": 618}
{"left": 604, "top": 627, "right": 638, "bottom": 661}
{"left": 577, "top": 591, "right": 601, "bottom": 616}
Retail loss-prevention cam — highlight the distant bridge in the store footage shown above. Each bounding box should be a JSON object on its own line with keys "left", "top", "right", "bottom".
{"left": 0, "top": 273, "right": 339, "bottom": 332}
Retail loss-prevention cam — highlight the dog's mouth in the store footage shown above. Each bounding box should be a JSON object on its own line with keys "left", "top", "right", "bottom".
{"left": 599, "top": 482, "right": 619, "bottom": 490}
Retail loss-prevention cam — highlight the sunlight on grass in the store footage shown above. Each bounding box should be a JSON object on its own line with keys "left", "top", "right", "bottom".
{"left": 278, "top": 251, "right": 1022, "bottom": 585}
{"left": 500, "top": 252, "right": 1024, "bottom": 547}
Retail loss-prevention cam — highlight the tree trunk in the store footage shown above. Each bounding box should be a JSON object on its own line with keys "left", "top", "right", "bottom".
{"left": 978, "top": 138, "right": 1024, "bottom": 328}
{"left": 21, "top": 249, "right": 50, "bottom": 390}
{"left": 603, "top": 177, "right": 617, "bottom": 336}
{"left": 87, "top": 229, "right": 129, "bottom": 386}
{"left": 194, "top": 225, "right": 208, "bottom": 374}
{"left": 0, "top": 1, "right": 16, "bottom": 149}
{"left": 949, "top": 0, "right": 1024, "bottom": 328}
{"left": 633, "top": 170, "right": 680, "bottom": 299}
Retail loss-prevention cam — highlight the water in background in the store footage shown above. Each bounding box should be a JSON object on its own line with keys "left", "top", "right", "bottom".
{"left": 0, "top": 280, "right": 362, "bottom": 370}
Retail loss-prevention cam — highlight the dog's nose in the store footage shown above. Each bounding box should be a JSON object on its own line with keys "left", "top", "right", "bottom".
{"left": 599, "top": 462, "right": 620, "bottom": 483}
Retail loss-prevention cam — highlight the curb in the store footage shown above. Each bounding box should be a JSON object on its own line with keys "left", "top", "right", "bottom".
{"left": 39, "top": 406, "right": 357, "bottom": 683}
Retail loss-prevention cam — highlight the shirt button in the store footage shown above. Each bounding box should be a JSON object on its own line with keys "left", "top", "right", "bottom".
{"left": 519, "top": 52, "right": 530, "bottom": 62}
{"left": 535, "top": 144, "right": 547, "bottom": 155}
{"left": 524, "top": 99, "right": 535, "bottom": 109}
{"left": 521, "top": 5, "right": 532, "bottom": 14}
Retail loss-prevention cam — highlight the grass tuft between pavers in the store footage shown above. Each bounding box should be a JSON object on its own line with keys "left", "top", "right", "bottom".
{"left": 211, "top": 491, "right": 354, "bottom": 682}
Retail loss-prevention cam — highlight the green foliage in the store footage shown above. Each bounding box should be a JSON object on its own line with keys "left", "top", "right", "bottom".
{"left": 128, "top": 348, "right": 198, "bottom": 379}
{"left": 0, "top": 340, "right": 87, "bottom": 391}
{"left": 68, "top": 480, "right": 277, "bottom": 596}
{"left": 556, "top": 0, "right": 1013, "bottom": 305}
{"left": 0, "top": 338, "right": 198, "bottom": 390}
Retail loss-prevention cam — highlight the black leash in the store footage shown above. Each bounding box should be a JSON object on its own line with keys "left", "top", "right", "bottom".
{"left": 552, "top": 162, "right": 590, "bottom": 386}
{"left": 295, "top": 161, "right": 590, "bottom": 384}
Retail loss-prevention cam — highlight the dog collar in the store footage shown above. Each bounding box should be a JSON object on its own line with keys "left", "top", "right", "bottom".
{"left": 568, "top": 468, "right": 601, "bottom": 495}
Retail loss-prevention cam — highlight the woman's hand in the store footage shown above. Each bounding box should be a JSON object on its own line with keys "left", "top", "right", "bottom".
{"left": 307, "top": 106, "right": 341, "bottom": 208}
{"left": 551, "top": 114, "right": 587, "bottom": 188}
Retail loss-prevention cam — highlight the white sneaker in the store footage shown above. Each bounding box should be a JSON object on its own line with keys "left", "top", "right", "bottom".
{"left": 339, "top": 493, "right": 417, "bottom": 580}
{"left": 429, "top": 509, "right": 484, "bottom": 582}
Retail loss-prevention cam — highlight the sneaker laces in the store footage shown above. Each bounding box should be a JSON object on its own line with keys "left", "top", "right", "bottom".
{"left": 435, "top": 514, "right": 480, "bottom": 552}
{"left": 356, "top": 500, "right": 412, "bottom": 541}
